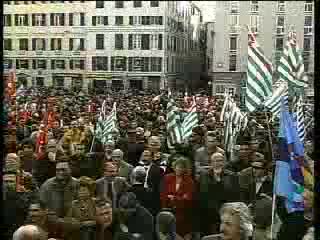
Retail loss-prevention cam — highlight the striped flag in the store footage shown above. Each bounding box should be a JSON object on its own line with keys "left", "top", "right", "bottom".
{"left": 182, "top": 96, "right": 198, "bottom": 140}
{"left": 295, "top": 96, "right": 305, "bottom": 143}
{"left": 277, "top": 31, "right": 308, "bottom": 90}
{"left": 264, "top": 81, "right": 288, "bottom": 119}
{"left": 166, "top": 94, "right": 183, "bottom": 149}
{"left": 245, "top": 29, "right": 273, "bottom": 112}
{"left": 101, "top": 102, "right": 117, "bottom": 144}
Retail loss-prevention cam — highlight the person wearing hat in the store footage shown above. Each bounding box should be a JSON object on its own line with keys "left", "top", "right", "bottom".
{"left": 239, "top": 153, "right": 273, "bottom": 205}
{"left": 114, "top": 192, "right": 154, "bottom": 240}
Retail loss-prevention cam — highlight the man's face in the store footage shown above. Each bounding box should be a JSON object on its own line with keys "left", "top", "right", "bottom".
{"left": 191, "top": 132, "right": 201, "bottom": 144}
{"left": 96, "top": 204, "right": 113, "bottom": 227}
{"left": 104, "top": 143, "right": 115, "bottom": 154}
{"left": 28, "top": 204, "right": 46, "bottom": 224}
{"left": 53, "top": 121, "right": 59, "bottom": 129}
{"left": 78, "top": 186, "right": 91, "bottom": 200}
{"left": 251, "top": 161, "right": 265, "bottom": 178}
{"left": 149, "top": 137, "right": 161, "bottom": 153}
{"left": 211, "top": 155, "right": 225, "bottom": 175}
{"left": 23, "top": 145, "right": 33, "bottom": 154}
{"left": 220, "top": 211, "right": 241, "bottom": 240}
{"left": 207, "top": 136, "right": 218, "bottom": 151}
{"left": 3, "top": 174, "right": 16, "bottom": 191}
{"left": 143, "top": 150, "right": 152, "bottom": 162}
{"left": 104, "top": 161, "right": 119, "bottom": 177}
{"left": 111, "top": 151, "right": 122, "bottom": 162}
{"left": 153, "top": 152, "right": 161, "bottom": 161}
{"left": 239, "top": 145, "right": 250, "bottom": 161}
{"left": 56, "top": 162, "right": 71, "bottom": 182}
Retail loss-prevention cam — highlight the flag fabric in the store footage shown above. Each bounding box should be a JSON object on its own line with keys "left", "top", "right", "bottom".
{"left": 166, "top": 95, "right": 183, "bottom": 149}
{"left": 95, "top": 102, "right": 117, "bottom": 144}
{"left": 277, "top": 31, "right": 308, "bottom": 90}
{"left": 182, "top": 96, "right": 198, "bottom": 140}
{"left": 295, "top": 96, "right": 305, "bottom": 143}
{"left": 264, "top": 81, "right": 288, "bottom": 119}
{"left": 274, "top": 97, "right": 304, "bottom": 213}
{"left": 245, "top": 29, "right": 273, "bottom": 112}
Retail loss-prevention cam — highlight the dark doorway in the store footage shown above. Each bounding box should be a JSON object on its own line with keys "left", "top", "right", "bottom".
{"left": 129, "top": 79, "right": 143, "bottom": 90}
{"left": 93, "top": 80, "right": 107, "bottom": 94}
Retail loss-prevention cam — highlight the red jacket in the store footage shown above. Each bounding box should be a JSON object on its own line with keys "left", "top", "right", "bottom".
{"left": 160, "top": 173, "right": 195, "bottom": 236}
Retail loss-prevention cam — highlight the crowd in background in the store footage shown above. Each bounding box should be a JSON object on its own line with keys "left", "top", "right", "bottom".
{"left": 3, "top": 86, "right": 314, "bottom": 240}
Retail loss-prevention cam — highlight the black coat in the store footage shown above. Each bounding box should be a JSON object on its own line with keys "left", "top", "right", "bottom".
{"left": 129, "top": 184, "right": 154, "bottom": 215}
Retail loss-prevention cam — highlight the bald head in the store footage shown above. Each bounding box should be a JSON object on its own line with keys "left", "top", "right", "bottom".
{"left": 112, "top": 149, "right": 123, "bottom": 162}
{"left": 13, "top": 225, "right": 47, "bottom": 240}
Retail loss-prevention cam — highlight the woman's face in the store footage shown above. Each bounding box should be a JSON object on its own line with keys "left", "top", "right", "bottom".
{"left": 79, "top": 186, "right": 91, "bottom": 200}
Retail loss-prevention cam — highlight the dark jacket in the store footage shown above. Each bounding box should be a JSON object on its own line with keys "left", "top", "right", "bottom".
{"left": 129, "top": 184, "right": 154, "bottom": 215}
{"left": 114, "top": 205, "right": 154, "bottom": 240}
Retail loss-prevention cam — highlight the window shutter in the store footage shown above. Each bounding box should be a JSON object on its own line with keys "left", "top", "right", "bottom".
{"left": 51, "top": 60, "right": 55, "bottom": 69}
{"left": 69, "top": 13, "right": 73, "bottom": 26}
{"left": 50, "top": 14, "right": 54, "bottom": 25}
{"left": 80, "top": 13, "right": 85, "bottom": 26}
{"left": 58, "top": 39, "right": 62, "bottom": 50}
{"left": 61, "top": 13, "right": 65, "bottom": 26}
{"left": 159, "top": 16, "right": 163, "bottom": 25}
{"left": 129, "top": 16, "right": 133, "bottom": 25}
{"left": 80, "top": 39, "right": 84, "bottom": 50}
{"left": 16, "top": 60, "right": 20, "bottom": 69}
{"left": 32, "top": 60, "right": 36, "bottom": 69}
{"left": 70, "top": 60, "right": 73, "bottom": 69}
{"left": 32, "top": 39, "right": 36, "bottom": 50}
{"left": 129, "top": 34, "right": 133, "bottom": 50}
{"left": 8, "top": 15, "right": 12, "bottom": 26}
{"left": 15, "top": 14, "right": 19, "bottom": 26}
{"left": 42, "top": 39, "right": 46, "bottom": 50}
{"left": 32, "top": 14, "right": 35, "bottom": 26}
{"left": 92, "top": 16, "right": 96, "bottom": 26}
{"left": 104, "top": 16, "right": 108, "bottom": 25}
{"left": 92, "top": 57, "right": 96, "bottom": 70}
{"left": 69, "top": 38, "right": 73, "bottom": 50}
{"left": 25, "top": 14, "right": 29, "bottom": 26}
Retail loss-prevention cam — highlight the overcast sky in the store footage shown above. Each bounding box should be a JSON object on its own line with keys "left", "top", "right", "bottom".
{"left": 192, "top": 1, "right": 216, "bottom": 22}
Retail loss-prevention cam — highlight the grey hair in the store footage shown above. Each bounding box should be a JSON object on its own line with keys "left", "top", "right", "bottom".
{"left": 112, "top": 149, "right": 124, "bottom": 159}
{"left": 13, "top": 225, "right": 48, "bottom": 240}
{"left": 131, "top": 166, "right": 147, "bottom": 184}
{"left": 220, "top": 202, "right": 253, "bottom": 240}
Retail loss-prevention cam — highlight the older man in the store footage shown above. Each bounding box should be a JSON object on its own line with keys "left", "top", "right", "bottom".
{"left": 12, "top": 225, "right": 48, "bottom": 240}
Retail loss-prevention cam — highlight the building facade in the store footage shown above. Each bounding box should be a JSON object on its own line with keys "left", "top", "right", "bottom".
{"left": 210, "top": 1, "right": 314, "bottom": 97}
{"left": 3, "top": 0, "right": 202, "bottom": 92}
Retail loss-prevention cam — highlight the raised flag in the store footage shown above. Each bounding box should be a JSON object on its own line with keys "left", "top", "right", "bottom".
{"left": 166, "top": 96, "right": 183, "bottom": 149}
{"left": 182, "top": 96, "right": 198, "bottom": 140}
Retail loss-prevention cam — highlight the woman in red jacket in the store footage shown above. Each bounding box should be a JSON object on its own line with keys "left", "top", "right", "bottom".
{"left": 161, "top": 158, "right": 195, "bottom": 240}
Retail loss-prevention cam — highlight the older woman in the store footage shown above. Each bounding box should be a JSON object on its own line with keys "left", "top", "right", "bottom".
{"left": 219, "top": 202, "right": 253, "bottom": 240}
{"left": 161, "top": 158, "right": 195, "bottom": 239}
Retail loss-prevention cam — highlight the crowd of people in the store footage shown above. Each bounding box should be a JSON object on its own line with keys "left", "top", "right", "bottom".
{"left": 3, "top": 86, "right": 314, "bottom": 240}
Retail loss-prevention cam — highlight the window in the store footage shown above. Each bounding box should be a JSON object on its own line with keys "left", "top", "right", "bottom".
{"left": 128, "top": 34, "right": 142, "bottom": 49}
{"left": 277, "top": 1, "right": 285, "bottom": 12}
{"left": 158, "top": 34, "right": 163, "bottom": 50}
{"left": 305, "top": 1, "right": 313, "bottom": 12}
{"left": 229, "top": 54, "right": 237, "bottom": 71}
{"left": 150, "top": 1, "right": 159, "bottom": 7}
{"left": 150, "top": 16, "right": 163, "bottom": 25}
{"left": 53, "top": 77, "right": 64, "bottom": 87}
{"left": 229, "top": 15, "right": 239, "bottom": 26}
{"left": 150, "top": 34, "right": 158, "bottom": 50}
{"left": 304, "top": 16, "right": 313, "bottom": 34}
{"left": 230, "top": 1, "right": 239, "bottom": 14}
{"left": 69, "top": 13, "right": 74, "bottom": 26}
{"left": 4, "top": 59, "right": 13, "bottom": 69}
{"left": 228, "top": 88, "right": 235, "bottom": 96}
{"left": 111, "top": 57, "right": 127, "bottom": 71}
{"left": 96, "top": 0, "right": 104, "bottom": 8}
{"left": 19, "top": 39, "right": 29, "bottom": 51}
{"left": 133, "top": 1, "right": 142, "bottom": 7}
{"left": 92, "top": 57, "right": 108, "bottom": 71}
{"left": 69, "top": 38, "right": 85, "bottom": 51}
{"left": 275, "top": 37, "right": 284, "bottom": 51}
{"left": 129, "top": 57, "right": 145, "bottom": 72}
{"left": 16, "top": 59, "right": 29, "bottom": 69}
{"left": 96, "top": 34, "right": 104, "bottom": 49}
{"left": 142, "top": 16, "right": 150, "bottom": 25}
{"left": 303, "top": 51, "right": 310, "bottom": 72}
{"left": 250, "top": 15, "right": 260, "bottom": 33}
{"left": 92, "top": 16, "right": 108, "bottom": 25}
{"left": 216, "top": 85, "right": 225, "bottom": 94}
{"left": 32, "top": 39, "right": 46, "bottom": 50}
{"left": 276, "top": 16, "right": 284, "bottom": 34}
{"left": 4, "top": 15, "right": 12, "bottom": 27}
{"left": 115, "top": 1, "right": 124, "bottom": 8}
{"left": 129, "top": 16, "right": 142, "bottom": 25}
{"left": 304, "top": 37, "right": 311, "bottom": 51}
{"left": 141, "top": 34, "right": 150, "bottom": 50}
{"left": 32, "top": 60, "right": 47, "bottom": 69}
{"left": 51, "top": 59, "right": 65, "bottom": 69}
{"left": 50, "top": 38, "right": 62, "bottom": 50}
{"left": 69, "top": 59, "right": 85, "bottom": 70}
{"left": 4, "top": 39, "right": 12, "bottom": 51}
{"left": 80, "top": 13, "right": 85, "bottom": 26}
{"left": 115, "top": 16, "right": 123, "bottom": 25}
{"left": 50, "top": 13, "right": 65, "bottom": 26}
{"left": 115, "top": 34, "right": 124, "bottom": 50}
{"left": 229, "top": 36, "right": 237, "bottom": 50}
{"left": 250, "top": 1, "right": 259, "bottom": 12}
{"left": 32, "top": 14, "right": 46, "bottom": 26}
{"left": 150, "top": 57, "right": 162, "bottom": 72}
{"left": 15, "top": 14, "right": 29, "bottom": 26}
